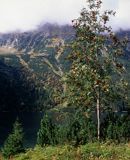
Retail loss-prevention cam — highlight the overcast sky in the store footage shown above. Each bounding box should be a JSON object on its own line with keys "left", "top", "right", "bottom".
{"left": 0, "top": 0, "right": 129, "bottom": 33}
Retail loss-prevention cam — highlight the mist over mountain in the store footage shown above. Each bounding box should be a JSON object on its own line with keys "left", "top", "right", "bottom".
{"left": 0, "top": 0, "right": 129, "bottom": 33}
{"left": 0, "top": 23, "right": 130, "bottom": 56}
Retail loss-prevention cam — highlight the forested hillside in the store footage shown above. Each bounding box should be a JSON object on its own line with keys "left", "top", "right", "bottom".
{"left": 0, "top": 23, "right": 130, "bottom": 112}
{"left": 0, "top": 24, "right": 75, "bottom": 112}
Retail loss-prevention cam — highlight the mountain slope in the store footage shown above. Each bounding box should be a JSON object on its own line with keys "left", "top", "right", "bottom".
{"left": 0, "top": 24, "right": 130, "bottom": 111}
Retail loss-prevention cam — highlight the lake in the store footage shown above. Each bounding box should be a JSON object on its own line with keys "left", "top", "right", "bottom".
{"left": 0, "top": 112, "right": 44, "bottom": 148}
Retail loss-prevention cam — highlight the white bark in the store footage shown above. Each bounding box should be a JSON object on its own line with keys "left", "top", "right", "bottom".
{"left": 97, "top": 90, "right": 100, "bottom": 140}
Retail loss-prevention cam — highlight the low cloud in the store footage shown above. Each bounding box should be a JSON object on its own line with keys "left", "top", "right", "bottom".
{"left": 0, "top": 0, "right": 129, "bottom": 33}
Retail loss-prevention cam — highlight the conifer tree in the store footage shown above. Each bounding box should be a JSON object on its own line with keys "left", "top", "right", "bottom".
{"left": 37, "top": 115, "right": 57, "bottom": 146}
{"left": 2, "top": 118, "right": 24, "bottom": 158}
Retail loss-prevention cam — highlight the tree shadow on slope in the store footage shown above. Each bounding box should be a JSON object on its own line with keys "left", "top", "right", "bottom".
{"left": 0, "top": 60, "right": 40, "bottom": 112}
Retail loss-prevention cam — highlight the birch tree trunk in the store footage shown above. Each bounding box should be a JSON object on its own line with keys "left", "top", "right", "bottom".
{"left": 96, "top": 89, "right": 100, "bottom": 140}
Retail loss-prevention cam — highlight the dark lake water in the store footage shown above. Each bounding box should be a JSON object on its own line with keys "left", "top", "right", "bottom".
{"left": 0, "top": 112, "right": 44, "bottom": 148}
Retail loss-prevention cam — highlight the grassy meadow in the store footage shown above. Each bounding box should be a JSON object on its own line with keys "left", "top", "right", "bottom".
{"left": 4, "top": 143, "right": 129, "bottom": 160}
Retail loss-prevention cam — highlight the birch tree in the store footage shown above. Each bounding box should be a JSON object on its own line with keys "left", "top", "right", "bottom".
{"left": 64, "top": 0, "right": 128, "bottom": 140}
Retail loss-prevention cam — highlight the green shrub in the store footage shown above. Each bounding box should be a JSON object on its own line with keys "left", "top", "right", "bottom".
{"left": 1, "top": 118, "right": 24, "bottom": 158}
{"left": 55, "top": 124, "right": 69, "bottom": 144}
{"left": 67, "top": 110, "right": 96, "bottom": 146}
{"left": 102, "top": 113, "right": 130, "bottom": 142}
